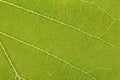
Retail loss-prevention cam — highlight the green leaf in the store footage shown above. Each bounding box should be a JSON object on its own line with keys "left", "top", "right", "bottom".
{"left": 0, "top": 0, "right": 120, "bottom": 80}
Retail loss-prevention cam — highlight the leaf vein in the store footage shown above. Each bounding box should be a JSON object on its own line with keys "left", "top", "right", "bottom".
{"left": 0, "top": 40, "right": 25, "bottom": 80}
{"left": 0, "top": 0, "right": 120, "bottom": 50}
{"left": 0, "top": 31, "right": 96, "bottom": 80}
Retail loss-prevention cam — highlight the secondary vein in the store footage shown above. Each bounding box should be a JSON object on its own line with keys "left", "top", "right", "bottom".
{"left": 0, "top": 40, "right": 24, "bottom": 80}
{"left": 0, "top": 32, "right": 96, "bottom": 80}
{"left": 0, "top": 0, "right": 120, "bottom": 50}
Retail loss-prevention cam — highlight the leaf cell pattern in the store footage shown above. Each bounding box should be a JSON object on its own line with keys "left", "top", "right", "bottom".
{"left": 0, "top": 0, "right": 120, "bottom": 80}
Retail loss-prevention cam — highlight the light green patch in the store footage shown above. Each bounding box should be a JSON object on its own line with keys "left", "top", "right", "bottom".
{"left": 0, "top": 0, "right": 120, "bottom": 80}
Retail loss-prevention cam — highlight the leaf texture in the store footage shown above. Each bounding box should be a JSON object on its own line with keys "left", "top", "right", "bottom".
{"left": 0, "top": 0, "right": 120, "bottom": 80}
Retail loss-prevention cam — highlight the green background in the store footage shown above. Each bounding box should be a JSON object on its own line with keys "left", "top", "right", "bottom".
{"left": 0, "top": 0, "right": 120, "bottom": 80}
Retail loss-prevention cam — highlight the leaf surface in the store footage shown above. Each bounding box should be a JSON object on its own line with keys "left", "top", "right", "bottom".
{"left": 0, "top": 0, "right": 120, "bottom": 80}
